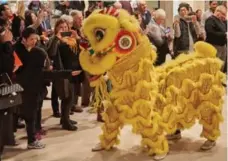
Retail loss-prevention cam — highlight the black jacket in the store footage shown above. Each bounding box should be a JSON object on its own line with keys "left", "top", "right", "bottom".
{"left": 205, "top": 15, "right": 227, "bottom": 46}
{"left": 0, "top": 42, "right": 16, "bottom": 148}
{"left": 46, "top": 36, "right": 83, "bottom": 98}
{"left": 0, "top": 41, "right": 14, "bottom": 79}
{"left": 47, "top": 36, "right": 83, "bottom": 82}
{"left": 14, "top": 42, "right": 47, "bottom": 94}
{"left": 70, "top": 0, "right": 85, "bottom": 11}
{"left": 14, "top": 42, "right": 72, "bottom": 94}
{"left": 173, "top": 18, "right": 197, "bottom": 54}
{"left": 141, "top": 10, "right": 151, "bottom": 29}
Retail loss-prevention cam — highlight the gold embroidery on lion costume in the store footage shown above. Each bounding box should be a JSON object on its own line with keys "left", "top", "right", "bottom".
{"left": 79, "top": 7, "right": 225, "bottom": 160}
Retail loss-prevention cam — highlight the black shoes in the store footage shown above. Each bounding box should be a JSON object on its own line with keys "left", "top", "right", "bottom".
{"left": 71, "top": 105, "right": 83, "bottom": 113}
{"left": 62, "top": 124, "right": 78, "bottom": 131}
{"left": 53, "top": 112, "right": 61, "bottom": 118}
{"left": 60, "top": 119, "right": 77, "bottom": 125}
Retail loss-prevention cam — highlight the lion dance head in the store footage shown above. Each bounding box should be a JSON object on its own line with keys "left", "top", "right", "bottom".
{"left": 79, "top": 7, "right": 155, "bottom": 86}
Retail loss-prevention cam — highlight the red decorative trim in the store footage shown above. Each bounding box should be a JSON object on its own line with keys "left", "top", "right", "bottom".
{"left": 114, "top": 30, "right": 136, "bottom": 54}
{"left": 99, "top": 7, "right": 119, "bottom": 17}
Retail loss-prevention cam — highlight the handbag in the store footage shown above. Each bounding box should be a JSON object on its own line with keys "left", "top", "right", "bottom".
{"left": 0, "top": 73, "right": 24, "bottom": 110}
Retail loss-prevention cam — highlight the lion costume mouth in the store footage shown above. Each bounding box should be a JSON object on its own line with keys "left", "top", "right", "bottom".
{"left": 88, "top": 74, "right": 101, "bottom": 82}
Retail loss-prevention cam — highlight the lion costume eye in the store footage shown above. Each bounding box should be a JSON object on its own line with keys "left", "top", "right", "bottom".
{"left": 115, "top": 30, "right": 136, "bottom": 54}
{"left": 118, "top": 35, "right": 132, "bottom": 50}
{"left": 94, "top": 28, "right": 105, "bottom": 42}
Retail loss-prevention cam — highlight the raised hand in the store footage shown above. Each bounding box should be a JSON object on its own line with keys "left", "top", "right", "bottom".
{"left": 71, "top": 70, "right": 82, "bottom": 76}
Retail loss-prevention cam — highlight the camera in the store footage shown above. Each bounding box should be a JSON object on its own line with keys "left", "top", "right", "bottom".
{"left": 61, "top": 31, "right": 72, "bottom": 37}
{"left": 184, "top": 16, "right": 193, "bottom": 22}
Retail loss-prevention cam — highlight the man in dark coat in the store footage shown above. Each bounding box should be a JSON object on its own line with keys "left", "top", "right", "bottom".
{"left": 205, "top": 5, "right": 227, "bottom": 71}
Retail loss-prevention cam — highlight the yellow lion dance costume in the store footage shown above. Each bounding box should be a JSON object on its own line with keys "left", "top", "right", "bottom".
{"left": 79, "top": 7, "right": 225, "bottom": 160}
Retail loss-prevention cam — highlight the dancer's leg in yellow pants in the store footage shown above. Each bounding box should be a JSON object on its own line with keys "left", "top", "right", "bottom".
{"left": 99, "top": 101, "right": 123, "bottom": 149}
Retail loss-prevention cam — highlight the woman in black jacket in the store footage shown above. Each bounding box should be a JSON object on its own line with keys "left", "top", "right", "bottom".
{"left": 0, "top": 18, "right": 16, "bottom": 160}
{"left": 47, "top": 19, "right": 82, "bottom": 131}
{"left": 15, "top": 27, "right": 81, "bottom": 149}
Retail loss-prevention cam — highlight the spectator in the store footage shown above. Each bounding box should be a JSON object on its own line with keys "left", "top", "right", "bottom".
{"left": 12, "top": 1, "right": 25, "bottom": 40}
{"left": 1, "top": 3, "right": 26, "bottom": 131}
{"left": 119, "top": 0, "right": 133, "bottom": 15}
{"left": 205, "top": 5, "right": 227, "bottom": 70}
{"left": 28, "top": 0, "right": 42, "bottom": 14}
{"left": 196, "top": 9, "right": 202, "bottom": 23}
{"left": 113, "top": 2, "right": 122, "bottom": 9}
{"left": 0, "top": 18, "right": 16, "bottom": 158}
{"left": 173, "top": 3, "right": 201, "bottom": 58}
{"left": 14, "top": 27, "right": 46, "bottom": 149}
{"left": 41, "top": 10, "right": 52, "bottom": 32}
{"left": 202, "top": 1, "right": 218, "bottom": 26}
{"left": 137, "top": 0, "right": 151, "bottom": 29}
{"left": 190, "top": 11, "right": 205, "bottom": 41}
{"left": 70, "top": 0, "right": 85, "bottom": 12}
{"left": 48, "top": 15, "right": 75, "bottom": 119}
{"left": 0, "top": 3, "right": 13, "bottom": 24}
{"left": 85, "top": 1, "right": 96, "bottom": 18}
{"left": 54, "top": 1, "right": 70, "bottom": 15}
{"left": 24, "top": 10, "right": 44, "bottom": 36}
{"left": 85, "top": 1, "right": 103, "bottom": 18}
{"left": 71, "top": 10, "right": 92, "bottom": 112}
{"left": 61, "top": 14, "right": 73, "bottom": 29}
{"left": 145, "top": 9, "right": 171, "bottom": 65}
{"left": 47, "top": 19, "right": 82, "bottom": 130}
{"left": 24, "top": 10, "right": 49, "bottom": 49}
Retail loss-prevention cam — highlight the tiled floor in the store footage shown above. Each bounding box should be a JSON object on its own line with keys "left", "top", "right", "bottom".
{"left": 2, "top": 94, "right": 227, "bottom": 161}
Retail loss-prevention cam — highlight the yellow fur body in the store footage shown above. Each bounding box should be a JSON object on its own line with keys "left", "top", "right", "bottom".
{"left": 79, "top": 8, "right": 225, "bottom": 156}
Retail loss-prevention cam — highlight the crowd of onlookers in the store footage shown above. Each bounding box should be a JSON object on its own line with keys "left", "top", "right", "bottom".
{"left": 136, "top": 0, "right": 227, "bottom": 69}
{"left": 0, "top": 0, "right": 227, "bottom": 160}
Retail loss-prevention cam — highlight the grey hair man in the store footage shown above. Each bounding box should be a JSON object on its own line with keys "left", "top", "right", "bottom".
{"left": 205, "top": 5, "right": 227, "bottom": 70}
{"left": 145, "top": 9, "right": 171, "bottom": 65}
{"left": 70, "top": 10, "right": 83, "bottom": 29}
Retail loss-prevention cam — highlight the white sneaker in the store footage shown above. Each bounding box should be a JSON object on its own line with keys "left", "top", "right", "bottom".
{"left": 153, "top": 153, "right": 167, "bottom": 160}
{"left": 27, "top": 141, "right": 45, "bottom": 149}
{"left": 201, "top": 140, "right": 216, "bottom": 150}
{"left": 92, "top": 143, "right": 105, "bottom": 152}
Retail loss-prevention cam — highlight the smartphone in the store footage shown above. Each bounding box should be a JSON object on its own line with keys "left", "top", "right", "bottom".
{"left": 184, "top": 16, "right": 193, "bottom": 22}
{"left": 61, "top": 31, "right": 72, "bottom": 37}
{"left": 165, "top": 27, "right": 171, "bottom": 34}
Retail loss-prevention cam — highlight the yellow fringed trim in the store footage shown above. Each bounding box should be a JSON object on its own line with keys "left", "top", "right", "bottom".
{"left": 94, "top": 39, "right": 225, "bottom": 154}
{"left": 61, "top": 37, "right": 78, "bottom": 53}
{"left": 88, "top": 77, "right": 110, "bottom": 113}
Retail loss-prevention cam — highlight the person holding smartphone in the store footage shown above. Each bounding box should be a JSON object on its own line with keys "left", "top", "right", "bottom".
{"left": 47, "top": 18, "right": 82, "bottom": 131}
{"left": 173, "top": 3, "right": 201, "bottom": 58}
{"left": 145, "top": 9, "right": 171, "bottom": 65}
